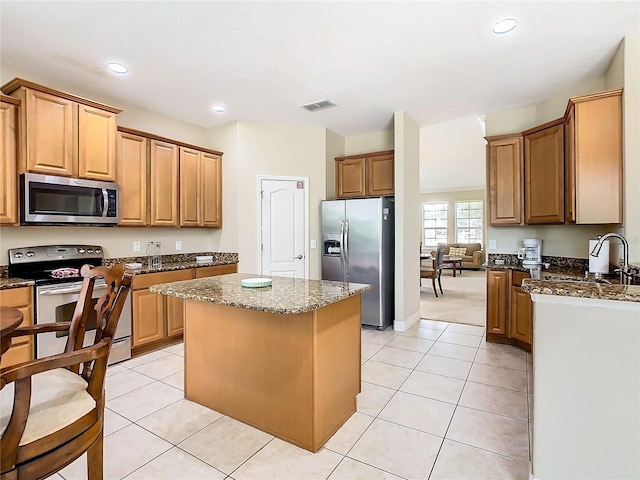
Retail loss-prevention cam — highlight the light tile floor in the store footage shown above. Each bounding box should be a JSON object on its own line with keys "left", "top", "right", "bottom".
{"left": 51, "top": 319, "right": 532, "bottom": 480}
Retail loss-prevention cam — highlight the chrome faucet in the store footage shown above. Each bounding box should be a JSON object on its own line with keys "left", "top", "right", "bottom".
{"left": 590, "top": 233, "right": 637, "bottom": 285}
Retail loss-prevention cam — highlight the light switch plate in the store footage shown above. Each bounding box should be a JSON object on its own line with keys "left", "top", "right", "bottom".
{"left": 489, "top": 240, "right": 497, "bottom": 250}
{"left": 176, "top": 241, "right": 182, "bottom": 251}
{"left": 310, "top": 240, "right": 317, "bottom": 249}
{"left": 133, "top": 241, "right": 141, "bottom": 252}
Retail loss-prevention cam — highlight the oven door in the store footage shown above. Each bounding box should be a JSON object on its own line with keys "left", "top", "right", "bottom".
{"left": 36, "top": 281, "right": 131, "bottom": 364}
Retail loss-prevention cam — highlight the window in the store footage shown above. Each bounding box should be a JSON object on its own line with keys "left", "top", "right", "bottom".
{"left": 422, "top": 202, "right": 448, "bottom": 248}
{"left": 455, "top": 201, "right": 483, "bottom": 244}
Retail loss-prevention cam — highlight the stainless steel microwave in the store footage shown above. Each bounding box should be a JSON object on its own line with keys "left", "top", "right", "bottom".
{"left": 20, "top": 173, "right": 119, "bottom": 226}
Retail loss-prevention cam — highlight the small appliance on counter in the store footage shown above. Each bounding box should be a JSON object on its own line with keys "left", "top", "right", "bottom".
{"left": 588, "top": 238, "right": 610, "bottom": 277}
{"left": 518, "top": 238, "right": 542, "bottom": 266}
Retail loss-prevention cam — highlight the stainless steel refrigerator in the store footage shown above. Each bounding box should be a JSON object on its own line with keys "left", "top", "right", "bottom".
{"left": 321, "top": 197, "right": 394, "bottom": 329}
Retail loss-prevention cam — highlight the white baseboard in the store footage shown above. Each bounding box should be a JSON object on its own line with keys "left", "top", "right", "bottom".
{"left": 393, "top": 310, "right": 421, "bottom": 332}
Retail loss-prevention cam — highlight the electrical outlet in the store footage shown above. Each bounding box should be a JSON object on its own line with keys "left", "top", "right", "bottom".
{"left": 133, "top": 241, "right": 141, "bottom": 252}
{"left": 489, "top": 240, "right": 497, "bottom": 250}
{"left": 176, "top": 241, "right": 182, "bottom": 251}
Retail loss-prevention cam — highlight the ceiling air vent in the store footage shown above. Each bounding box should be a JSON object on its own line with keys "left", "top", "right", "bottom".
{"left": 301, "top": 99, "right": 337, "bottom": 112}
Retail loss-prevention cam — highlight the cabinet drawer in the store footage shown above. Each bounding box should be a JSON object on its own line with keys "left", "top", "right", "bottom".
{"left": 0, "top": 341, "right": 33, "bottom": 369}
{"left": 0, "top": 286, "right": 32, "bottom": 306}
{"left": 132, "top": 269, "right": 194, "bottom": 289}
{"left": 195, "top": 264, "right": 237, "bottom": 278}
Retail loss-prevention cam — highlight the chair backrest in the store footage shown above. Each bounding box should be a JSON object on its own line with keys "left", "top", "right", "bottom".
{"left": 435, "top": 244, "right": 446, "bottom": 268}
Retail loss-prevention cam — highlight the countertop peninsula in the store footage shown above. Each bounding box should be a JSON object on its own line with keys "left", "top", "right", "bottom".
{"left": 150, "top": 272, "right": 372, "bottom": 314}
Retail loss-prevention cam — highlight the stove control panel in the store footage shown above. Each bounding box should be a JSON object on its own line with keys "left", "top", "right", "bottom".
{"left": 8, "top": 245, "right": 105, "bottom": 264}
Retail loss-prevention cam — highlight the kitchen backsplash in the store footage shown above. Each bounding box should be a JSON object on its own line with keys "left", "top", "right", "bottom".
{"left": 103, "top": 252, "right": 238, "bottom": 266}
{"left": 0, "top": 265, "right": 7, "bottom": 279}
{"left": 487, "top": 253, "right": 590, "bottom": 272}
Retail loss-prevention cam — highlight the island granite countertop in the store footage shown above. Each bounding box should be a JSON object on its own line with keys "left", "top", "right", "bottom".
{"left": 150, "top": 272, "right": 372, "bottom": 314}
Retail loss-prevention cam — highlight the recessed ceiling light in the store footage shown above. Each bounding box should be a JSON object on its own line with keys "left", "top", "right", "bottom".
{"left": 211, "top": 104, "right": 227, "bottom": 113}
{"left": 106, "top": 62, "right": 129, "bottom": 74}
{"left": 492, "top": 18, "right": 518, "bottom": 34}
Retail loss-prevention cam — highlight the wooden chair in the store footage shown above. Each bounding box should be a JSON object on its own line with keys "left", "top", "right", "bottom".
{"left": 420, "top": 245, "right": 445, "bottom": 297}
{"left": 0, "top": 264, "right": 133, "bottom": 480}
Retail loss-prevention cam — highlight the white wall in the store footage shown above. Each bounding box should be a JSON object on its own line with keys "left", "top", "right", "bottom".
{"left": 345, "top": 130, "right": 394, "bottom": 155}
{"left": 420, "top": 115, "right": 486, "bottom": 193}
{"left": 325, "top": 129, "right": 345, "bottom": 200}
{"left": 0, "top": 63, "right": 220, "bottom": 264}
{"left": 209, "top": 121, "right": 327, "bottom": 278}
{"left": 393, "top": 112, "right": 421, "bottom": 331}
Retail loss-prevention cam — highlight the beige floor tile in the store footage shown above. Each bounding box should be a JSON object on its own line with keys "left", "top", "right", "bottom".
{"left": 356, "top": 381, "right": 396, "bottom": 417}
{"left": 386, "top": 334, "right": 434, "bottom": 353}
{"left": 106, "top": 381, "right": 184, "bottom": 421}
{"left": 400, "top": 370, "right": 465, "bottom": 404}
{"left": 127, "top": 447, "right": 226, "bottom": 479}
{"left": 527, "top": 370, "right": 534, "bottom": 393}
{"left": 437, "top": 331, "right": 482, "bottom": 348}
{"left": 161, "top": 370, "right": 184, "bottom": 390}
{"left": 348, "top": 418, "right": 443, "bottom": 479}
{"left": 478, "top": 338, "right": 520, "bottom": 351}
{"left": 360, "top": 360, "right": 412, "bottom": 390}
{"left": 468, "top": 363, "right": 527, "bottom": 392}
{"left": 328, "top": 457, "right": 404, "bottom": 480}
{"left": 526, "top": 352, "right": 533, "bottom": 372}
{"left": 232, "top": 438, "right": 342, "bottom": 480}
{"left": 379, "top": 391, "right": 455, "bottom": 437}
{"left": 419, "top": 319, "right": 450, "bottom": 330}
{"left": 446, "top": 406, "right": 529, "bottom": 461}
{"left": 324, "top": 412, "right": 374, "bottom": 455}
{"left": 121, "top": 350, "right": 171, "bottom": 369}
{"left": 369, "top": 346, "right": 425, "bottom": 369}
{"left": 104, "top": 407, "right": 131, "bottom": 436}
{"left": 528, "top": 394, "right": 533, "bottom": 422}
{"left": 132, "top": 354, "right": 184, "bottom": 380}
{"left": 429, "top": 342, "right": 477, "bottom": 362}
{"left": 361, "top": 341, "right": 384, "bottom": 359}
{"left": 459, "top": 382, "right": 528, "bottom": 421}
{"left": 474, "top": 348, "right": 527, "bottom": 371}
{"left": 179, "top": 416, "right": 273, "bottom": 474}
{"left": 163, "top": 342, "right": 184, "bottom": 356}
{"left": 106, "top": 363, "right": 127, "bottom": 377}
{"left": 105, "top": 369, "right": 155, "bottom": 401}
{"left": 44, "top": 474, "right": 64, "bottom": 480}
{"left": 416, "top": 354, "right": 472, "bottom": 380}
{"left": 361, "top": 328, "right": 398, "bottom": 345}
{"left": 60, "top": 424, "right": 172, "bottom": 480}
{"left": 137, "top": 398, "right": 223, "bottom": 444}
{"left": 430, "top": 439, "right": 530, "bottom": 480}
{"left": 446, "top": 323, "right": 486, "bottom": 337}
{"left": 400, "top": 325, "right": 443, "bottom": 341}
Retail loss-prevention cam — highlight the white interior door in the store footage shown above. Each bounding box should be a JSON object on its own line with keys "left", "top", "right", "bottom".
{"left": 260, "top": 177, "right": 307, "bottom": 278}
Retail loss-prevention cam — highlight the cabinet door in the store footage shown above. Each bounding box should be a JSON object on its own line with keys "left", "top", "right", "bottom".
{"left": 486, "top": 136, "right": 523, "bottom": 225}
{"left": 486, "top": 270, "right": 508, "bottom": 335}
{"left": 166, "top": 295, "right": 185, "bottom": 336}
{"left": 117, "top": 131, "right": 148, "bottom": 226}
{"left": 132, "top": 288, "right": 165, "bottom": 346}
{"left": 179, "top": 147, "right": 201, "bottom": 226}
{"left": 0, "top": 287, "right": 34, "bottom": 369}
{"left": 524, "top": 123, "right": 564, "bottom": 224}
{"left": 24, "top": 88, "right": 75, "bottom": 176}
{"left": 510, "top": 286, "right": 532, "bottom": 346}
{"left": 202, "top": 152, "right": 222, "bottom": 227}
{"left": 78, "top": 104, "right": 117, "bottom": 180}
{"left": 1, "top": 99, "right": 18, "bottom": 224}
{"left": 149, "top": 139, "right": 179, "bottom": 226}
{"left": 366, "top": 153, "right": 394, "bottom": 196}
{"left": 573, "top": 92, "right": 623, "bottom": 224}
{"left": 336, "top": 158, "right": 366, "bottom": 198}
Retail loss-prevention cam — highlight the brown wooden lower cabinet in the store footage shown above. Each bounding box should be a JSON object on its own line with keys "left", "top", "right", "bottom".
{"left": 0, "top": 286, "right": 34, "bottom": 369}
{"left": 131, "top": 264, "right": 237, "bottom": 355}
{"left": 486, "top": 269, "right": 532, "bottom": 352}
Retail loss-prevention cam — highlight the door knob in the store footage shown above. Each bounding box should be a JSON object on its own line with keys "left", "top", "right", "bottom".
{"left": 295, "top": 255, "right": 303, "bottom": 259}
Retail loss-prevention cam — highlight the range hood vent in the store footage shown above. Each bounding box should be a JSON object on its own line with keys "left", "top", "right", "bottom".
{"left": 301, "top": 99, "right": 337, "bottom": 112}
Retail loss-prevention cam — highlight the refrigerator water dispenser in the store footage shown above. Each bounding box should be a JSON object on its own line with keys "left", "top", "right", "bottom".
{"left": 323, "top": 234, "right": 341, "bottom": 256}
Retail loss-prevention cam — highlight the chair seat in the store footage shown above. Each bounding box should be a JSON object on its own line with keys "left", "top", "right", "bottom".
{"left": 0, "top": 368, "right": 95, "bottom": 445}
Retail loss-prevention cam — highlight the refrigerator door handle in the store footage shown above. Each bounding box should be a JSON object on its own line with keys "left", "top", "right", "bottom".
{"left": 340, "top": 220, "right": 346, "bottom": 280}
{"left": 344, "top": 219, "right": 349, "bottom": 276}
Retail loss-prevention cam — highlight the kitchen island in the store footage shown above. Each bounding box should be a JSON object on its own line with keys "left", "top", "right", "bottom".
{"left": 150, "top": 273, "right": 371, "bottom": 452}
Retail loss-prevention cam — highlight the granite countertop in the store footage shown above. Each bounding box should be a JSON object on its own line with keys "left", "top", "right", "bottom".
{"left": 149, "top": 272, "right": 372, "bottom": 315}
{"left": 0, "top": 277, "right": 35, "bottom": 290}
{"left": 521, "top": 279, "right": 640, "bottom": 303}
{"left": 483, "top": 262, "right": 589, "bottom": 279}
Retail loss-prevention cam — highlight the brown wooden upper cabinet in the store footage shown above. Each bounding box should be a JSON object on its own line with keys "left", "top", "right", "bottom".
{"left": 180, "top": 148, "right": 222, "bottom": 227}
{"left": 523, "top": 119, "right": 565, "bottom": 224}
{"left": 565, "top": 89, "right": 623, "bottom": 224}
{"left": 150, "top": 139, "right": 180, "bottom": 227}
{"left": 335, "top": 150, "right": 394, "bottom": 198}
{"left": 486, "top": 135, "right": 523, "bottom": 226}
{"left": 1, "top": 95, "right": 19, "bottom": 225}
{"left": 116, "top": 130, "right": 148, "bottom": 226}
{"left": 1, "top": 78, "right": 120, "bottom": 181}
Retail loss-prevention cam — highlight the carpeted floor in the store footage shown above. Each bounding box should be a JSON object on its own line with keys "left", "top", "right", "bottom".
{"left": 420, "top": 268, "right": 486, "bottom": 326}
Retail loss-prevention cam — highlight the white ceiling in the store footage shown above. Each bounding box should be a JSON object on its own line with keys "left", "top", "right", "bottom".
{"left": 1, "top": 1, "right": 638, "bottom": 137}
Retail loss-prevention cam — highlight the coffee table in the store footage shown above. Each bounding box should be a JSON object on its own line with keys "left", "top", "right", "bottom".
{"left": 442, "top": 256, "right": 463, "bottom": 277}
